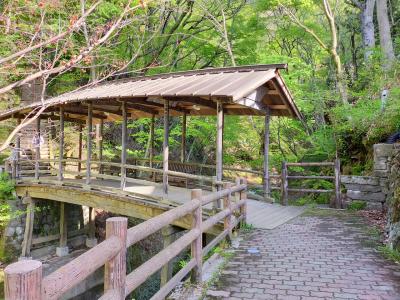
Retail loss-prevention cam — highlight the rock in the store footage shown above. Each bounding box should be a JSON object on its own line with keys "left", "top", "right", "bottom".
{"left": 15, "top": 226, "right": 24, "bottom": 236}
{"left": 341, "top": 176, "right": 379, "bottom": 185}
{"left": 206, "top": 290, "right": 230, "bottom": 298}
{"left": 343, "top": 184, "right": 382, "bottom": 193}
{"left": 346, "top": 190, "right": 386, "bottom": 202}
{"left": 374, "top": 144, "right": 394, "bottom": 158}
{"left": 5, "top": 227, "right": 15, "bottom": 237}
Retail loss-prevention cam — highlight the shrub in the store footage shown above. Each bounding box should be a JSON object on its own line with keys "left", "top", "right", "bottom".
{"left": 347, "top": 200, "right": 367, "bottom": 211}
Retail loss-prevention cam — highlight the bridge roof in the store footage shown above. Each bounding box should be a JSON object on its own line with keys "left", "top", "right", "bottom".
{"left": 0, "top": 64, "right": 302, "bottom": 122}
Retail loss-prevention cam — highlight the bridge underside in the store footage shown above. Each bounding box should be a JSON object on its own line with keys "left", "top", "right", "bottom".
{"left": 15, "top": 177, "right": 222, "bottom": 236}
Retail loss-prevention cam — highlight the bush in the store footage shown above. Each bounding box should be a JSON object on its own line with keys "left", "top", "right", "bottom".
{"left": 0, "top": 173, "right": 14, "bottom": 200}
{"left": 347, "top": 200, "right": 367, "bottom": 211}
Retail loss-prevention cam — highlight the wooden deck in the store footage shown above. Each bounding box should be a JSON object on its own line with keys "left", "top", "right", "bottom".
{"left": 16, "top": 175, "right": 303, "bottom": 230}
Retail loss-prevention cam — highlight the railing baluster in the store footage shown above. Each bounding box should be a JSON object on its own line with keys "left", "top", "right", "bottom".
{"left": 191, "top": 189, "right": 202, "bottom": 283}
{"left": 239, "top": 178, "right": 247, "bottom": 226}
{"left": 104, "top": 217, "right": 127, "bottom": 300}
{"left": 223, "top": 182, "right": 232, "bottom": 238}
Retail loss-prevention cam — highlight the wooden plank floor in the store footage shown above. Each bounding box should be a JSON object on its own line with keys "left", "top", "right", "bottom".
{"left": 19, "top": 175, "right": 304, "bottom": 229}
{"left": 246, "top": 200, "right": 305, "bottom": 229}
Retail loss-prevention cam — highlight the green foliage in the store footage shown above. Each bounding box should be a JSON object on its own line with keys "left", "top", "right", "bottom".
{"left": 347, "top": 200, "right": 367, "bottom": 211}
{"left": 378, "top": 245, "right": 400, "bottom": 263}
{"left": 0, "top": 173, "right": 14, "bottom": 201}
{"left": 240, "top": 222, "right": 254, "bottom": 232}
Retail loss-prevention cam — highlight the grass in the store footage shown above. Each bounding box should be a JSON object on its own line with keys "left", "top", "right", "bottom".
{"left": 378, "top": 245, "right": 400, "bottom": 263}
{"left": 347, "top": 200, "right": 367, "bottom": 211}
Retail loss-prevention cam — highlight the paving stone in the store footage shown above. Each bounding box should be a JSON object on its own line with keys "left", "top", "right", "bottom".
{"left": 206, "top": 213, "right": 400, "bottom": 299}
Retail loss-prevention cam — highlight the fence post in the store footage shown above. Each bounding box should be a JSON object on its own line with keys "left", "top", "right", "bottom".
{"left": 191, "top": 189, "right": 202, "bottom": 283}
{"left": 281, "top": 161, "right": 288, "bottom": 206}
{"left": 104, "top": 217, "right": 127, "bottom": 299}
{"left": 239, "top": 178, "right": 247, "bottom": 226}
{"left": 334, "top": 159, "right": 341, "bottom": 208}
{"left": 211, "top": 176, "right": 218, "bottom": 211}
{"left": 5, "top": 260, "right": 42, "bottom": 300}
{"left": 223, "top": 182, "right": 232, "bottom": 239}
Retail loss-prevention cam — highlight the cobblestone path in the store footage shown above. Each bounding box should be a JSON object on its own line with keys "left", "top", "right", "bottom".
{"left": 207, "top": 210, "right": 400, "bottom": 300}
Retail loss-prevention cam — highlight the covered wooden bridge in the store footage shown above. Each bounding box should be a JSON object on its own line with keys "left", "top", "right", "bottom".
{"left": 2, "top": 64, "right": 304, "bottom": 300}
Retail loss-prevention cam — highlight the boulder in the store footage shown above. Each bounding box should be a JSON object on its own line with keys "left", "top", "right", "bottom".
{"left": 374, "top": 144, "right": 394, "bottom": 158}
{"left": 341, "top": 175, "right": 379, "bottom": 185}
{"left": 346, "top": 190, "right": 386, "bottom": 202}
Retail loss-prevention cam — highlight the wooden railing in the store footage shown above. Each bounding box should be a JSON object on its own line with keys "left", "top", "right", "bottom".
{"left": 281, "top": 160, "right": 341, "bottom": 208}
{"left": 4, "top": 179, "right": 247, "bottom": 300}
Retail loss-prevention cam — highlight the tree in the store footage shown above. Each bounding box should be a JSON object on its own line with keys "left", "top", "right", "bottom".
{"left": 376, "top": 0, "right": 395, "bottom": 69}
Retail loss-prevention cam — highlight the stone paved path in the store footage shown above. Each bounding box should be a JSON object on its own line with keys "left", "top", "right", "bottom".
{"left": 207, "top": 210, "right": 400, "bottom": 300}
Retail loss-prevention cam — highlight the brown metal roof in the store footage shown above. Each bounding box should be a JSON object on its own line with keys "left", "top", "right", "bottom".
{"left": 0, "top": 64, "right": 302, "bottom": 122}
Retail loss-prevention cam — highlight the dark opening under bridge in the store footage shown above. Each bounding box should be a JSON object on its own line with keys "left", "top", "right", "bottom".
{"left": 1, "top": 65, "right": 308, "bottom": 299}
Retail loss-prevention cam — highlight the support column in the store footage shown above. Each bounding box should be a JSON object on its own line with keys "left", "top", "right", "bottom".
{"left": 160, "top": 226, "right": 178, "bottom": 287}
{"left": 77, "top": 123, "right": 83, "bottom": 177}
{"left": 86, "top": 102, "right": 93, "bottom": 185}
{"left": 56, "top": 202, "right": 68, "bottom": 257}
{"left": 21, "top": 197, "right": 35, "bottom": 258}
{"left": 121, "top": 101, "right": 127, "bottom": 189}
{"left": 181, "top": 113, "right": 187, "bottom": 163}
{"left": 15, "top": 118, "right": 21, "bottom": 178}
{"left": 34, "top": 117, "right": 40, "bottom": 180}
{"left": 163, "top": 100, "right": 169, "bottom": 198}
{"left": 191, "top": 189, "right": 202, "bottom": 283}
{"left": 85, "top": 207, "right": 97, "bottom": 248}
{"left": 150, "top": 114, "right": 155, "bottom": 181}
{"left": 215, "top": 100, "right": 224, "bottom": 209}
{"left": 98, "top": 119, "right": 104, "bottom": 174}
{"left": 58, "top": 107, "right": 64, "bottom": 182}
{"left": 263, "top": 108, "right": 271, "bottom": 202}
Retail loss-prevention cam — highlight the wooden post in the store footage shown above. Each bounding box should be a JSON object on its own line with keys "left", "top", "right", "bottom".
{"left": 104, "top": 217, "right": 127, "bottom": 300}
{"left": 98, "top": 119, "right": 104, "bottom": 174}
{"left": 216, "top": 100, "right": 224, "bottom": 208}
{"left": 160, "top": 226, "right": 175, "bottom": 287}
{"left": 263, "top": 108, "right": 271, "bottom": 202}
{"left": 191, "top": 189, "right": 202, "bottom": 283}
{"left": 5, "top": 260, "right": 42, "bottom": 300}
{"left": 86, "top": 102, "right": 93, "bottom": 185}
{"left": 281, "top": 161, "right": 288, "bottom": 206}
{"left": 239, "top": 178, "right": 247, "bottom": 226}
{"left": 334, "top": 158, "right": 341, "bottom": 208}
{"left": 181, "top": 113, "right": 186, "bottom": 163}
{"left": 121, "top": 101, "right": 127, "bottom": 189}
{"left": 86, "top": 207, "right": 97, "bottom": 248}
{"left": 56, "top": 202, "right": 68, "bottom": 257}
{"left": 150, "top": 114, "right": 155, "bottom": 181}
{"left": 77, "top": 123, "right": 83, "bottom": 175}
{"left": 163, "top": 100, "right": 169, "bottom": 198}
{"left": 21, "top": 197, "right": 35, "bottom": 258}
{"left": 34, "top": 117, "right": 40, "bottom": 180}
{"left": 58, "top": 107, "right": 64, "bottom": 181}
{"left": 15, "top": 118, "right": 21, "bottom": 178}
{"left": 223, "top": 182, "right": 232, "bottom": 239}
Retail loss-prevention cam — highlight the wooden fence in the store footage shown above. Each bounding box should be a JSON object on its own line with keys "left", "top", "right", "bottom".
{"left": 281, "top": 159, "right": 341, "bottom": 208}
{"left": 4, "top": 179, "right": 248, "bottom": 300}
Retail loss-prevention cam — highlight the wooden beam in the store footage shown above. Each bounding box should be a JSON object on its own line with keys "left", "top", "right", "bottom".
{"left": 58, "top": 107, "right": 64, "bottom": 181}
{"left": 163, "top": 100, "right": 169, "bottom": 198}
{"left": 181, "top": 113, "right": 187, "bottom": 163}
{"left": 21, "top": 197, "right": 35, "bottom": 257}
{"left": 215, "top": 100, "right": 224, "bottom": 208}
{"left": 126, "top": 103, "right": 158, "bottom": 115}
{"left": 59, "top": 202, "right": 67, "bottom": 248}
{"left": 46, "top": 107, "right": 107, "bottom": 119}
{"left": 149, "top": 115, "right": 155, "bottom": 169}
{"left": 191, "top": 189, "right": 202, "bottom": 283}
{"left": 121, "top": 101, "right": 127, "bottom": 189}
{"left": 268, "top": 104, "right": 287, "bottom": 110}
{"left": 34, "top": 117, "right": 40, "bottom": 180}
{"left": 98, "top": 119, "right": 104, "bottom": 174}
{"left": 86, "top": 103, "right": 93, "bottom": 185}
{"left": 77, "top": 124, "right": 83, "bottom": 174}
{"left": 266, "top": 89, "right": 280, "bottom": 95}
{"left": 263, "top": 108, "right": 271, "bottom": 202}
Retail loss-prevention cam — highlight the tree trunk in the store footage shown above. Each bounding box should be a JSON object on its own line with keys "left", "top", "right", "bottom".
{"left": 360, "top": 0, "right": 376, "bottom": 59}
{"left": 376, "top": 0, "right": 395, "bottom": 69}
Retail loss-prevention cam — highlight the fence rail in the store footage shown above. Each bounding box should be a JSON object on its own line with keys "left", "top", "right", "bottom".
{"left": 4, "top": 178, "right": 248, "bottom": 300}
{"left": 281, "top": 159, "right": 341, "bottom": 208}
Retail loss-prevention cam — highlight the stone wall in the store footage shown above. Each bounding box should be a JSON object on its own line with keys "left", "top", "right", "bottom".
{"left": 341, "top": 144, "right": 393, "bottom": 210}
{"left": 386, "top": 145, "right": 400, "bottom": 250}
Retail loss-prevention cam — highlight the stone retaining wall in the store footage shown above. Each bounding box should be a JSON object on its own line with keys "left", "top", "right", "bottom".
{"left": 341, "top": 144, "right": 393, "bottom": 210}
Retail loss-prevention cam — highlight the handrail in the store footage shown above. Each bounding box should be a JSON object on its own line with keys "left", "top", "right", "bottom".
{"left": 4, "top": 178, "right": 248, "bottom": 300}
